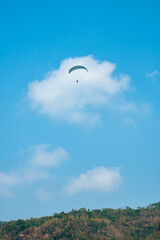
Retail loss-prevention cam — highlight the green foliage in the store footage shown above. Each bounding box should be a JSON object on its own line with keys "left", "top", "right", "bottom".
{"left": 1, "top": 202, "right": 160, "bottom": 239}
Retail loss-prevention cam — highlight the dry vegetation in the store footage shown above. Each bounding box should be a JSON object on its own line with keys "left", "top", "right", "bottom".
{"left": 0, "top": 202, "right": 160, "bottom": 239}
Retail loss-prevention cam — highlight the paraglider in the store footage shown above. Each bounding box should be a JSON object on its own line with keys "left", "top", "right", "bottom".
{"left": 68, "top": 65, "right": 88, "bottom": 74}
{"left": 69, "top": 65, "right": 88, "bottom": 83}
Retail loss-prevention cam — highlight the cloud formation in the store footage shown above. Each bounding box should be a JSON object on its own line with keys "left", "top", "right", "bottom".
{"left": 120, "top": 102, "right": 137, "bottom": 112}
{"left": 119, "top": 101, "right": 152, "bottom": 114}
{"left": 30, "top": 144, "right": 68, "bottom": 167}
{"left": 36, "top": 187, "right": 53, "bottom": 201}
{"left": 28, "top": 56, "right": 130, "bottom": 124}
{"left": 146, "top": 70, "right": 160, "bottom": 78}
{"left": 0, "top": 144, "right": 68, "bottom": 198}
{"left": 122, "top": 117, "right": 137, "bottom": 126}
{"left": 0, "top": 166, "right": 48, "bottom": 198}
{"left": 66, "top": 167, "right": 122, "bottom": 194}
{"left": 0, "top": 171, "right": 19, "bottom": 198}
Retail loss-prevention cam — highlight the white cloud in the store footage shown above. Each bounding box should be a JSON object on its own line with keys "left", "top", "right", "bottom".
{"left": 0, "top": 144, "right": 68, "bottom": 198}
{"left": 66, "top": 166, "right": 122, "bottom": 194}
{"left": 0, "top": 171, "right": 18, "bottom": 187}
{"left": 0, "top": 187, "right": 15, "bottom": 198}
{"left": 139, "top": 103, "right": 152, "bottom": 114}
{"left": 28, "top": 56, "right": 130, "bottom": 124}
{"left": 122, "top": 117, "right": 137, "bottom": 126}
{"left": 0, "top": 167, "right": 49, "bottom": 198}
{"left": 22, "top": 167, "right": 49, "bottom": 183}
{"left": 119, "top": 102, "right": 152, "bottom": 114}
{"left": 36, "top": 187, "right": 53, "bottom": 201}
{"left": 0, "top": 171, "right": 19, "bottom": 198}
{"left": 146, "top": 70, "right": 160, "bottom": 77}
{"left": 29, "top": 144, "right": 68, "bottom": 167}
{"left": 120, "top": 102, "right": 137, "bottom": 112}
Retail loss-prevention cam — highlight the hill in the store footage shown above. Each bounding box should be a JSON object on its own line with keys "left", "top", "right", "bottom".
{"left": 0, "top": 202, "right": 160, "bottom": 239}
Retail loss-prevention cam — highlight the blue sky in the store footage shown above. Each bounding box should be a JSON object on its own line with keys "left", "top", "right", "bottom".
{"left": 0, "top": 0, "right": 160, "bottom": 220}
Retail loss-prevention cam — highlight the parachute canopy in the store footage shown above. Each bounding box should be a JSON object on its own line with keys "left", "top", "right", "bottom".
{"left": 69, "top": 65, "right": 88, "bottom": 74}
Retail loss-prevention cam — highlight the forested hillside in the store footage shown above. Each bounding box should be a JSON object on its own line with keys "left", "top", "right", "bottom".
{"left": 1, "top": 202, "right": 160, "bottom": 240}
